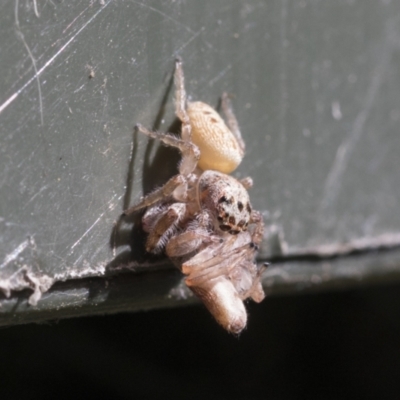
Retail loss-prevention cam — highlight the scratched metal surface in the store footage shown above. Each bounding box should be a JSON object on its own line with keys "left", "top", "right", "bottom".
{"left": 1, "top": 0, "right": 400, "bottom": 323}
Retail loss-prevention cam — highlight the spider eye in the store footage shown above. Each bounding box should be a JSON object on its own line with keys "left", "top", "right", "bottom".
{"left": 237, "top": 220, "right": 246, "bottom": 228}
{"left": 218, "top": 195, "right": 233, "bottom": 205}
{"left": 237, "top": 201, "right": 243, "bottom": 211}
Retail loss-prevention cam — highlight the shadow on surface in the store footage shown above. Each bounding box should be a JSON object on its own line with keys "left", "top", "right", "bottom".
{"left": 109, "top": 66, "right": 181, "bottom": 270}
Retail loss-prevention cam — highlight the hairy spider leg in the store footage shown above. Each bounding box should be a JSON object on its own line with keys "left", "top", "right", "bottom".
{"left": 174, "top": 58, "right": 191, "bottom": 143}
{"left": 123, "top": 124, "right": 200, "bottom": 215}
{"left": 249, "top": 210, "right": 264, "bottom": 247}
{"left": 124, "top": 174, "right": 185, "bottom": 215}
{"left": 221, "top": 92, "right": 245, "bottom": 156}
{"left": 240, "top": 177, "right": 253, "bottom": 189}
{"left": 146, "top": 203, "right": 187, "bottom": 253}
{"left": 136, "top": 124, "right": 200, "bottom": 176}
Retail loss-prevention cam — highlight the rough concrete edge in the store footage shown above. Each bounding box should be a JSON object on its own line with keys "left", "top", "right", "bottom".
{"left": 0, "top": 237, "right": 107, "bottom": 306}
{"left": 2, "top": 231, "right": 400, "bottom": 307}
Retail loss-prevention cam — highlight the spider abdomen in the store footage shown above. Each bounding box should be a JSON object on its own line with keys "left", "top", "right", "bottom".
{"left": 187, "top": 101, "right": 243, "bottom": 173}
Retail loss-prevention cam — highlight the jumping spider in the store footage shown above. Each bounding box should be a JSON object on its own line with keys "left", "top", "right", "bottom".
{"left": 125, "top": 58, "right": 266, "bottom": 334}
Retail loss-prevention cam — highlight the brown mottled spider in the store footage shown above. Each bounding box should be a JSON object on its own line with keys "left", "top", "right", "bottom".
{"left": 125, "top": 58, "right": 266, "bottom": 334}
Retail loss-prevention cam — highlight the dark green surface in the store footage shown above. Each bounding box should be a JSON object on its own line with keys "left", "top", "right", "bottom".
{"left": 1, "top": 1, "right": 400, "bottom": 323}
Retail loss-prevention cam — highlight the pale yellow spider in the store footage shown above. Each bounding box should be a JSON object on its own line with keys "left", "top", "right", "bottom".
{"left": 125, "top": 58, "right": 265, "bottom": 334}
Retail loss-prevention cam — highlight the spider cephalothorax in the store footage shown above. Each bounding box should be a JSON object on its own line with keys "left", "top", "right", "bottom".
{"left": 124, "top": 58, "right": 265, "bottom": 334}
{"left": 197, "top": 171, "right": 252, "bottom": 235}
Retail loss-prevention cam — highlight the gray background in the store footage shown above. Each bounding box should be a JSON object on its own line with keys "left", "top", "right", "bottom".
{"left": 1, "top": 0, "right": 400, "bottom": 324}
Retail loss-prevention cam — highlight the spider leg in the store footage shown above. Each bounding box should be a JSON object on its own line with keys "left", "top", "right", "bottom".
{"left": 183, "top": 243, "right": 250, "bottom": 334}
{"left": 184, "top": 247, "right": 248, "bottom": 287}
{"left": 249, "top": 210, "right": 264, "bottom": 247}
{"left": 174, "top": 58, "right": 191, "bottom": 142}
{"left": 166, "top": 230, "right": 216, "bottom": 258}
{"left": 185, "top": 238, "right": 265, "bottom": 303}
{"left": 146, "top": 203, "right": 186, "bottom": 253}
{"left": 179, "top": 213, "right": 263, "bottom": 285}
{"left": 174, "top": 59, "right": 199, "bottom": 176}
{"left": 136, "top": 124, "right": 200, "bottom": 176}
{"left": 245, "top": 267, "right": 266, "bottom": 303}
{"left": 182, "top": 235, "right": 247, "bottom": 283}
{"left": 219, "top": 211, "right": 264, "bottom": 303}
{"left": 221, "top": 92, "right": 245, "bottom": 156}
{"left": 182, "top": 236, "right": 234, "bottom": 272}
{"left": 124, "top": 174, "right": 185, "bottom": 215}
{"left": 185, "top": 252, "right": 243, "bottom": 287}
{"left": 240, "top": 177, "right": 253, "bottom": 189}
{"left": 165, "top": 210, "right": 215, "bottom": 258}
